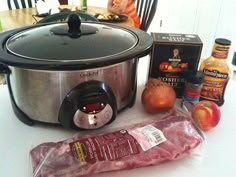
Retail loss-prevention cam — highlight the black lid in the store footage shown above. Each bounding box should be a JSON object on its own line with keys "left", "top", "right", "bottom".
{"left": 215, "top": 38, "right": 231, "bottom": 46}
{"left": 6, "top": 21, "right": 137, "bottom": 62}
{"left": 186, "top": 71, "right": 204, "bottom": 84}
{"left": 0, "top": 14, "right": 153, "bottom": 70}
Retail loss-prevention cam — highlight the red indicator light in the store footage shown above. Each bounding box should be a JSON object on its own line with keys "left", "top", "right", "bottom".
{"left": 85, "top": 102, "right": 104, "bottom": 112}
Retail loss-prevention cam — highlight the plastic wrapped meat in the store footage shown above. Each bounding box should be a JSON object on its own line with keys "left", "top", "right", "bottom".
{"left": 30, "top": 115, "right": 203, "bottom": 177}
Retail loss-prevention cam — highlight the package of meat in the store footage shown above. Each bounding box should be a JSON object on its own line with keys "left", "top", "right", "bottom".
{"left": 30, "top": 114, "right": 204, "bottom": 177}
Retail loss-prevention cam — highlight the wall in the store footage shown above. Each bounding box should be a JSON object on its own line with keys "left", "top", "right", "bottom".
{"left": 148, "top": 0, "right": 221, "bottom": 59}
{"left": 0, "top": 2, "right": 9, "bottom": 11}
{"left": 147, "top": 0, "right": 235, "bottom": 62}
{"left": 214, "top": 0, "right": 236, "bottom": 61}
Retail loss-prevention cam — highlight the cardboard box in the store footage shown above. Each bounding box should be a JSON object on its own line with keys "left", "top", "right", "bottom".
{"left": 149, "top": 33, "right": 203, "bottom": 98}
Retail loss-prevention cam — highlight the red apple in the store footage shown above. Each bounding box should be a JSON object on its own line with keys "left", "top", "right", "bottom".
{"left": 191, "top": 101, "right": 221, "bottom": 131}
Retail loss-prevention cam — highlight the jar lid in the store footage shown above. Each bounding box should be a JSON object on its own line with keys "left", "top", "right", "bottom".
{"left": 215, "top": 38, "right": 231, "bottom": 46}
{"left": 186, "top": 71, "right": 204, "bottom": 84}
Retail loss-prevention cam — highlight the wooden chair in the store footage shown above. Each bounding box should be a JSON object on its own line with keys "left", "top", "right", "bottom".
{"left": 7, "top": 0, "right": 36, "bottom": 10}
{"left": 134, "top": 0, "right": 158, "bottom": 31}
{"left": 59, "top": 0, "right": 68, "bottom": 5}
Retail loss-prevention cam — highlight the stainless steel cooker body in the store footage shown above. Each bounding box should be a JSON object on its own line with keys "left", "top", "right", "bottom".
{"left": 9, "top": 59, "right": 137, "bottom": 124}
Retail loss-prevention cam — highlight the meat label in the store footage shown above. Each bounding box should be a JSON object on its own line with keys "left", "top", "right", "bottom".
{"left": 69, "top": 130, "right": 140, "bottom": 164}
{"left": 128, "top": 125, "right": 167, "bottom": 151}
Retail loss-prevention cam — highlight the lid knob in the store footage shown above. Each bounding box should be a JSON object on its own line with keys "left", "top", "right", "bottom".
{"left": 68, "top": 13, "right": 81, "bottom": 38}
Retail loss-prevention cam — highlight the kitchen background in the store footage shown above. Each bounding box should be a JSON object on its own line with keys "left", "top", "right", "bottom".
{"left": 1, "top": 0, "right": 235, "bottom": 63}
{"left": 68, "top": 0, "right": 236, "bottom": 61}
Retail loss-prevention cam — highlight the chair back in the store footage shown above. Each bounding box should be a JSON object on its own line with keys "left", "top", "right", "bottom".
{"left": 7, "top": 0, "right": 36, "bottom": 10}
{"left": 59, "top": 0, "right": 68, "bottom": 5}
{"left": 37, "top": 11, "right": 98, "bottom": 23}
{"left": 134, "top": 0, "right": 158, "bottom": 31}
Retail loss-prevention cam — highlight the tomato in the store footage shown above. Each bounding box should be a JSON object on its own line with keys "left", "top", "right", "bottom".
{"left": 141, "top": 79, "right": 176, "bottom": 113}
{"left": 159, "top": 62, "right": 169, "bottom": 71}
{"left": 180, "top": 63, "right": 188, "bottom": 69}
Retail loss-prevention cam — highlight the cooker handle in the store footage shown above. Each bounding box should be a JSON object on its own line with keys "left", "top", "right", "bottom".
{"left": 51, "top": 13, "right": 98, "bottom": 38}
{"left": 0, "top": 64, "right": 11, "bottom": 85}
{"left": 5, "top": 70, "right": 35, "bottom": 126}
{"left": 68, "top": 13, "right": 81, "bottom": 38}
{"left": 0, "top": 63, "right": 11, "bottom": 74}
{"left": 0, "top": 63, "right": 34, "bottom": 125}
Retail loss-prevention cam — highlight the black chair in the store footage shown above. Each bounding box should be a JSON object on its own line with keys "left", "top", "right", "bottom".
{"left": 7, "top": 0, "right": 35, "bottom": 10}
{"left": 37, "top": 10, "right": 98, "bottom": 23}
{"left": 134, "top": 0, "right": 158, "bottom": 31}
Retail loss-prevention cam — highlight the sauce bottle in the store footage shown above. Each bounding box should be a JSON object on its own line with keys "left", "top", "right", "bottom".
{"left": 200, "top": 38, "right": 231, "bottom": 106}
{"left": 80, "top": 0, "right": 87, "bottom": 12}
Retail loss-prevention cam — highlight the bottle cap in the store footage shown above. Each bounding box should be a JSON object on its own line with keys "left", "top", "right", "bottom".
{"left": 185, "top": 71, "right": 204, "bottom": 84}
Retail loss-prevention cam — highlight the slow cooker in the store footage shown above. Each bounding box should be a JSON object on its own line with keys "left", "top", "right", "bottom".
{"left": 0, "top": 14, "right": 153, "bottom": 130}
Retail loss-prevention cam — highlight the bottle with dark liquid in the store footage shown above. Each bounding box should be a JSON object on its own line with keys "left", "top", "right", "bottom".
{"left": 200, "top": 38, "right": 231, "bottom": 106}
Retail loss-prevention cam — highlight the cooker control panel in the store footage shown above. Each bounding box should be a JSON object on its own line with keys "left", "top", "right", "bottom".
{"left": 73, "top": 103, "right": 113, "bottom": 129}
{"left": 58, "top": 80, "right": 117, "bottom": 130}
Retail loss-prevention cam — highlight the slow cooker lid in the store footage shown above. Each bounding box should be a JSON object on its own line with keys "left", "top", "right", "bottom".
{"left": 6, "top": 19, "right": 138, "bottom": 62}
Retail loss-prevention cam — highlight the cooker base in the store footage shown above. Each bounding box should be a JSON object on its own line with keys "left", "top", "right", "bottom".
{"left": 9, "top": 93, "right": 135, "bottom": 128}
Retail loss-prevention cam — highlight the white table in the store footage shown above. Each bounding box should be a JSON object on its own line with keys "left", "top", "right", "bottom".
{"left": 1, "top": 59, "right": 236, "bottom": 177}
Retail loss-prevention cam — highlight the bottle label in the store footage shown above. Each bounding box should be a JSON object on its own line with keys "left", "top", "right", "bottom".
{"left": 69, "top": 125, "right": 167, "bottom": 164}
{"left": 201, "top": 69, "right": 229, "bottom": 101}
{"left": 128, "top": 125, "right": 166, "bottom": 151}
{"left": 211, "top": 43, "right": 230, "bottom": 59}
{"left": 183, "top": 88, "right": 201, "bottom": 103}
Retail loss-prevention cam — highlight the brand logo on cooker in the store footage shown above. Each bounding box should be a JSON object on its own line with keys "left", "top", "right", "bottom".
{"left": 80, "top": 71, "right": 99, "bottom": 78}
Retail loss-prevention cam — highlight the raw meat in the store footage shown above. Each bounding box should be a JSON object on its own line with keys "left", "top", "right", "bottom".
{"left": 30, "top": 115, "right": 203, "bottom": 177}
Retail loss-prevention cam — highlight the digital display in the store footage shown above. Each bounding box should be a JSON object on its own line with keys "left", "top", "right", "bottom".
{"left": 83, "top": 102, "right": 104, "bottom": 112}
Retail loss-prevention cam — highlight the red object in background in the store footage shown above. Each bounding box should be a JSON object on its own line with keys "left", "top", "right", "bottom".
{"left": 191, "top": 100, "right": 221, "bottom": 131}
{"left": 159, "top": 62, "right": 169, "bottom": 71}
{"left": 180, "top": 63, "right": 188, "bottom": 69}
{"left": 59, "top": 0, "right": 68, "bottom": 5}
{"left": 162, "top": 68, "right": 181, "bottom": 73}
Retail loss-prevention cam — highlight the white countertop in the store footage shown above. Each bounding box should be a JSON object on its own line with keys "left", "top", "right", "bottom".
{"left": 1, "top": 60, "right": 236, "bottom": 177}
